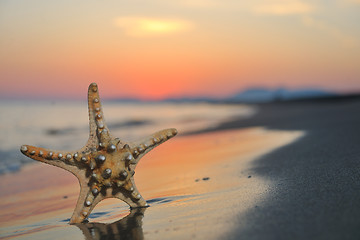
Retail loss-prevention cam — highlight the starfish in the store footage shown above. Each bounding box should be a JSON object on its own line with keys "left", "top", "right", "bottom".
{"left": 20, "top": 83, "right": 177, "bottom": 224}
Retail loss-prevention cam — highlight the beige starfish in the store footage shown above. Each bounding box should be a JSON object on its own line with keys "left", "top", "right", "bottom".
{"left": 20, "top": 83, "right": 177, "bottom": 224}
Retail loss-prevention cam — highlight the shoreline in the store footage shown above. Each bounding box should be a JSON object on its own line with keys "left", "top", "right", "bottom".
{"left": 0, "top": 127, "right": 303, "bottom": 239}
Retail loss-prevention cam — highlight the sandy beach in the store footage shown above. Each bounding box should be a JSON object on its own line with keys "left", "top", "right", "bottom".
{"left": 1, "top": 97, "right": 360, "bottom": 239}
{"left": 1, "top": 0, "right": 359, "bottom": 238}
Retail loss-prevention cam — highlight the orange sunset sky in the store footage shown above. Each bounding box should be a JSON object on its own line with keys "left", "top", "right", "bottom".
{"left": 0, "top": 0, "right": 359, "bottom": 100}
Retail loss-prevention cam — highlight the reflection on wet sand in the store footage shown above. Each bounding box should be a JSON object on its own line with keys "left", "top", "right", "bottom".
{"left": 76, "top": 208, "right": 146, "bottom": 240}
{"left": 0, "top": 128, "right": 304, "bottom": 239}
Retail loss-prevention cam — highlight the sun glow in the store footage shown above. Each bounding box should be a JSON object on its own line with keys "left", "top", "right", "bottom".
{"left": 1, "top": 1, "right": 360, "bottom": 99}
{"left": 115, "top": 17, "right": 193, "bottom": 37}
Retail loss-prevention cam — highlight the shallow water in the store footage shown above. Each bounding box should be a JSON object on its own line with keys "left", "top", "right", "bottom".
{"left": 0, "top": 100, "right": 256, "bottom": 174}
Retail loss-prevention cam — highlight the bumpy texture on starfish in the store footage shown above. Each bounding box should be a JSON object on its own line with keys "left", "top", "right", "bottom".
{"left": 20, "top": 83, "right": 177, "bottom": 224}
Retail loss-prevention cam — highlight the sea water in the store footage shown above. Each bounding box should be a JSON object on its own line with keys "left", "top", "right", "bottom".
{"left": 0, "top": 100, "right": 256, "bottom": 174}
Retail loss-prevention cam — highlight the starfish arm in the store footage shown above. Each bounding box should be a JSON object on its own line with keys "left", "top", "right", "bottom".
{"left": 128, "top": 128, "right": 178, "bottom": 165}
{"left": 113, "top": 177, "right": 148, "bottom": 208}
{"left": 20, "top": 145, "right": 85, "bottom": 176}
{"left": 70, "top": 178, "right": 106, "bottom": 224}
{"left": 87, "top": 83, "right": 111, "bottom": 148}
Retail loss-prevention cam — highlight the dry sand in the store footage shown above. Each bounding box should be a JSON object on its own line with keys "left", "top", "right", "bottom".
{"left": 0, "top": 127, "right": 303, "bottom": 239}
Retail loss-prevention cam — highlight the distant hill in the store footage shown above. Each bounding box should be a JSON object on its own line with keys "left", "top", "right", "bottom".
{"left": 162, "top": 88, "right": 338, "bottom": 103}
{"left": 228, "top": 88, "right": 338, "bottom": 103}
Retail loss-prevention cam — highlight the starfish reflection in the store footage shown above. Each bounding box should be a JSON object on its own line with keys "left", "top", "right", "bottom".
{"left": 76, "top": 208, "right": 146, "bottom": 240}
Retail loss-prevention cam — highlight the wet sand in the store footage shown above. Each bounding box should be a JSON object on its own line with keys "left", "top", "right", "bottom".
{"left": 0, "top": 127, "right": 302, "bottom": 239}
{"left": 200, "top": 97, "right": 360, "bottom": 240}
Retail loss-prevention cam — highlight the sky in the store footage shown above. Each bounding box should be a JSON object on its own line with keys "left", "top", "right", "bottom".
{"left": 0, "top": 0, "right": 359, "bottom": 100}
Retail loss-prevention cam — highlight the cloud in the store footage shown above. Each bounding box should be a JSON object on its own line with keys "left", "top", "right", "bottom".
{"left": 253, "top": 0, "right": 315, "bottom": 15}
{"left": 114, "top": 17, "right": 193, "bottom": 37}
{"left": 302, "top": 16, "right": 358, "bottom": 48}
{"left": 174, "top": 0, "right": 219, "bottom": 7}
{"left": 341, "top": 0, "right": 360, "bottom": 4}
{"left": 250, "top": 1, "right": 357, "bottom": 48}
